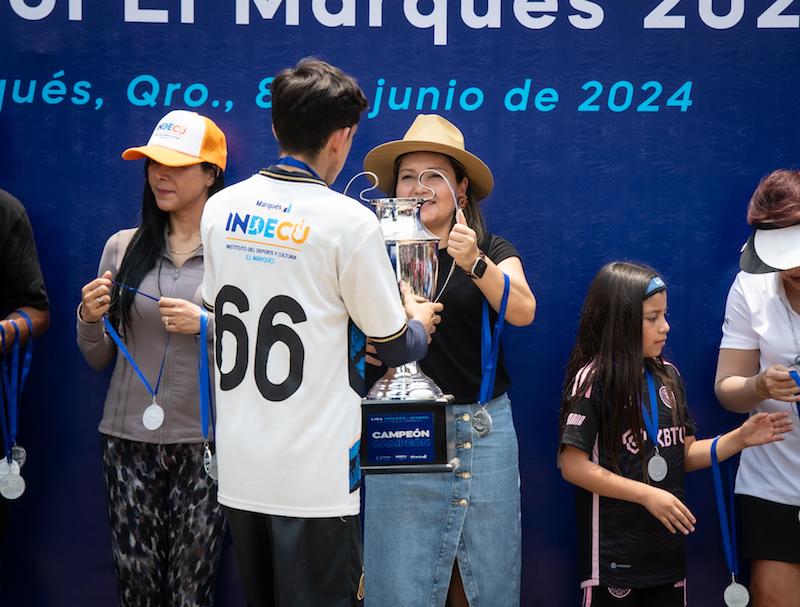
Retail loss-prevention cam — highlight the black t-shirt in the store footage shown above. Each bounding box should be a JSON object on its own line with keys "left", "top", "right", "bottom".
{"left": 421, "top": 233, "right": 519, "bottom": 403}
{"left": 0, "top": 189, "right": 49, "bottom": 317}
{"left": 561, "top": 363, "right": 697, "bottom": 588}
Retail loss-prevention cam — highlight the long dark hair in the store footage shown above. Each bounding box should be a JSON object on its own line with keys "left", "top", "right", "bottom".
{"left": 392, "top": 153, "right": 487, "bottom": 244}
{"left": 559, "top": 261, "right": 685, "bottom": 475}
{"left": 108, "top": 160, "right": 224, "bottom": 336}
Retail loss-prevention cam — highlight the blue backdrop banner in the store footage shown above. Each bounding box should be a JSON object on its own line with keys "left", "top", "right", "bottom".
{"left": 3, "top": 1, "right": 799, "bottom": 604}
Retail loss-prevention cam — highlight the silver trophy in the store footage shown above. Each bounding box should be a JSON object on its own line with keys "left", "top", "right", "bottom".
{"left": 343, "top": 169, "right": 460, "bottom": 401}
{"left": 366, "top": 195, "right": 444, "bottom": 400}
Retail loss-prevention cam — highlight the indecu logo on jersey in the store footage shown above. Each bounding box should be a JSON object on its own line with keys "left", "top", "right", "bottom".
{"left": 621, "top": 426, "right": 686, "bottom": 454}
{"left": 224, "top": 212, "right": 311, "bottom": 246}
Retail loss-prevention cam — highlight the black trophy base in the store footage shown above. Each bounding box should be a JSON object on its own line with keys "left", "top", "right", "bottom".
{"left": 361, "top": 397, "right": 457, "bottom": 474}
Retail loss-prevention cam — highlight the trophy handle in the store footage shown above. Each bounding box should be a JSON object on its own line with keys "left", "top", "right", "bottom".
{"left": 418, "top": 168, "right": 461, "bottom": 304}
{"left": 418, "top": 168, "right": 459, "bottom": 215}
{"left": 343, "top": 170, "right": 380, "bottom": 202}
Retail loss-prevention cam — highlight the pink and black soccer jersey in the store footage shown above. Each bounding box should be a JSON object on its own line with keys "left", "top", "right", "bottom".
{"left": 561, "top": 363, "right": 697, "bottom": 589}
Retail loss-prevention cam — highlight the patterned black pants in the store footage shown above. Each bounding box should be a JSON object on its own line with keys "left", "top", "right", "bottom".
{"left": 101, "top": 435, "right": 226, "bottom": 607}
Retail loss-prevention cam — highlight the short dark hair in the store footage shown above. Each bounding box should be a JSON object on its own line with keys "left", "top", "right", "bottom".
{"left": 271, "top": 58, "right": 368, "bottom": 158}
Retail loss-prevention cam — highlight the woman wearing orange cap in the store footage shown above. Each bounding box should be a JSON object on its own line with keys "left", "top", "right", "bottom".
{"left": 76, "top": 110, "right": 227, "bottom": 606}
{"left": 363, "top": 114, "right": 536, "bottom": 607}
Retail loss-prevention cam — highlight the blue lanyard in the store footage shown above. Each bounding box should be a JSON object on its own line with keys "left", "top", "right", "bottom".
{"left": 0, "top": 313, "right": 33, "bottom": 463}
{"left": 788, "top": 369, "right": 800, "bottom": 417}
{"left": 711, "top": 436, "right": 740, "bottom": 576}
{"left": 478, "top": 273, "right": 510, "bottom": 405}
{"left": 112, "top": 280, "right": 159, "bottom": 302}
{"left": 198, "top": 310, "right": 215, "bottom": 442}
{"left": 277, "top": 156, "right": 324, "bottom": 182}
{"left": 641, "top": 370, "right": 660, "bottom": 449}
{"left": 103, "top": 317, "right": 168, "bottom": 402}
{"left": 14, "top": 312, "right": 34, "bottom": 401}
{"left": 0, "top": 325, "right": 13, "bottom": 463}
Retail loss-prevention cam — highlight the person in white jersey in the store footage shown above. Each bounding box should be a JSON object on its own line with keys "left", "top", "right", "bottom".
{"left": 200, "top": 58, "right": 442, "bottom": 607}
{"left": 716, "top": 169, "right": 800, "bottom": 606}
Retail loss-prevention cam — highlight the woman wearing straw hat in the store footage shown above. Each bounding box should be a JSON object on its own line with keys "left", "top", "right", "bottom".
{"left": 715, "top": 169, "right": 800, "bottom": 606}
{"left": 76, "top": 110, "right": 228, "bottom": 606}
{"left": 363, "top": 114, "right": 536, "bottom": 606}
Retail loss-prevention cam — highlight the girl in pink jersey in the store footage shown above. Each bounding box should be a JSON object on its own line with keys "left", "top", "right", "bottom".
{"left": 559, "top": 261, "right": 791, "bottom": 607}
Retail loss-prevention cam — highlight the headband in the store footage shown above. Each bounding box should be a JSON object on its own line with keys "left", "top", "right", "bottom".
{"left": 644, "top": 276, "right": 666, "bottom": 299}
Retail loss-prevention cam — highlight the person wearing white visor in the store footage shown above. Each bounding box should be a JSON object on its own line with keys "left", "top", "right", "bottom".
{"left": 715, "top": 169, "right": 800, "bottom": 606}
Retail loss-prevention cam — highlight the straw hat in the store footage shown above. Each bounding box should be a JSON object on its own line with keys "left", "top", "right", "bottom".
{"left": 364, "top": 114, "right": 494, "bottom": 201}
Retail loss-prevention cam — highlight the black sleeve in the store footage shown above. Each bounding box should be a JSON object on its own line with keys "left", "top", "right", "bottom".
{"left": 0, "top": 194, "right": 48, "bottom": 313}
{"left": 561, "top": 391, "right": 601, "bottom": 456}
{"left": 485, "top": 235, "right": 520, "bottom": 266}
{"left": 372, "top": 320, "right": 428, "bottom": 368}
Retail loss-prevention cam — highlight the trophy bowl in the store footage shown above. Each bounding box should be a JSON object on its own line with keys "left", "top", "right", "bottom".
{"left": 367, "top": 197, "right": 444, "bottom": 401}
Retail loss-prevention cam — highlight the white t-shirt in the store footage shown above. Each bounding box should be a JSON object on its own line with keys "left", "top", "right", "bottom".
{"left": 720, "top": 271, "right": 800, "bottom": 507}
{"left": 201, "top": 169, "right": 407, "bottom": 517}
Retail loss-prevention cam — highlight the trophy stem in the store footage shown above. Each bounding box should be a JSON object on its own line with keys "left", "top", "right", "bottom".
{"left": 366, "top": 362, "right": 444, "bottom": 401}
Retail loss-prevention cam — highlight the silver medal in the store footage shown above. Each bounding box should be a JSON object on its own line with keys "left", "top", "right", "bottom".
{"left": 142, "top": 402, "right": 165, "bottom": 431}
{"left": 0, "top": 472, "right": 25, "bottom": 500}
{"left": 0, "top": 459, "right": 20, "bottom": 477}
{"left": 723, "top": 582, "right": 750, "bottom": 607}
{"left": 647, "top": 454, "right": 668, "bottom": 482}
{"left": 11, "top": 445, "right": 26, "bottom": 468}
{"left": 472, "top": 409, "right": 493, "bottom": 438}
{"left": 203, "top": 447, "right": 218, "bottom": 480}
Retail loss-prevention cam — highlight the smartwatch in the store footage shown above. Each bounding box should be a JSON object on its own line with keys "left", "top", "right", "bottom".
{"left": 466, "top": 252, "right": 488, "bottom": 279}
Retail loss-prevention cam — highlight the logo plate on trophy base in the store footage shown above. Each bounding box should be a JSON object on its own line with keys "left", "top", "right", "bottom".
{"left": 361, "top": 399, "right": 456, "bottom": 474}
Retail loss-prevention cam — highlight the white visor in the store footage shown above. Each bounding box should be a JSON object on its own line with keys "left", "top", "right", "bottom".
{"left": 753, "top": 224, "right": 800, "bottom": 271}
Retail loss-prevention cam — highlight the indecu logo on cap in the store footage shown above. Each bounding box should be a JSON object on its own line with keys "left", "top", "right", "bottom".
{"left": 148, "top": 110, "right": 204, "bottom": 157}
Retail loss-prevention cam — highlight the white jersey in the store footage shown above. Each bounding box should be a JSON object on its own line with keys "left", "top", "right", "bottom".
{"left": 720, "top": 271, "right": 800, "bottom": 507}
{"left": 201, "top": 168, "right": 407, "bottom": 517}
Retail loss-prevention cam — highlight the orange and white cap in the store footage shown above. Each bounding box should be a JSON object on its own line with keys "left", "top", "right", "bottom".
{"left": 122, "top": 110, "right": 227, "bottom": 170}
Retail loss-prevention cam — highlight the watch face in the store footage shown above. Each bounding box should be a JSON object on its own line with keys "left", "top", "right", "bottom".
{"left": 473, "top": 257, "right": 488, "bottom": 279}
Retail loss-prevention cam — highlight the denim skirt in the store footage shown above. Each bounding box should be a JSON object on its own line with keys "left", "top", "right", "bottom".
{"left": 363, "top": 392, "right": 521, "bottom": 607}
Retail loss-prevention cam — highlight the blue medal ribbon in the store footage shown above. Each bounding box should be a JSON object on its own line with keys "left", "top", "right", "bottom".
{"left": 788, "top": 369, "right": 800, "bottom": 417}
{"left": 0, "top": 325, "right": 12, "bottom": 463}
{"left": 478, "top": 273, "right": 510, "bottom": 405}
{"left": 112, "top": 280, "right": 159, "bottom": 302}
{"left": 8, "top": 315, "right": 33, "bottom": 454}
{"left": 7, "top": 322, "right": 20, "bottom": 453}
{"left": 103, "top": 317, "right": 168, "bottom": 405}
{"left": 0, "top": 313, "right": 33, "bottom": 464}
{"left": 13, "top": 312, "right": 34, "bottom": 401}
{"left": 198, "top": 310, "right": 215, "bottom": 442}
{"left": 276, "top": 156, "right": 325, "bottom": 182}
{"left": 642, "top": 370, "right": 660, "bottom": 451}
{"left": 711, "top": 436, "right": 740, "bottom": 577}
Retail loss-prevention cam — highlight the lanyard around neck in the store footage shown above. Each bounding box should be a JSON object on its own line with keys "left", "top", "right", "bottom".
{"left": 276, "top": 156, "right": 324, "bottom": 182}
{"left": 103, "top": 317, "right": 169, "bottom": 402}
{"left": 641, "top": 370, "right": 660, "bottom": 449}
